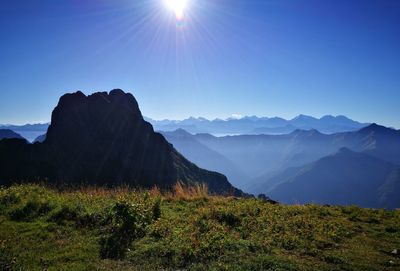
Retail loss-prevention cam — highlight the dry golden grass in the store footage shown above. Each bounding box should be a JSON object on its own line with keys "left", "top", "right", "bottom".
{"left": 173, "top": 181, "right": 208, "bottom": 200}
{"left": 149, "top": 186, "right": 161, "bottom": 197}
{"left": 75, "top": 186, "right": 130, "bottom": 198}
{"left": 57, "top": 183, "right": 208, "bottom": 201}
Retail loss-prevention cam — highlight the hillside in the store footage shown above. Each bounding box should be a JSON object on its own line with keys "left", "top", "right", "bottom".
{"left": 1, "top": 184, "right": 399, "bottom": 271}
{"left": 0, "top": 129, "right": 24, "bottom": 140}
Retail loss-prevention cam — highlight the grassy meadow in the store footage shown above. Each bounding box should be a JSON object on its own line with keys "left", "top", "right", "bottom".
{"left": 0, "top": 184, "right": 399, "bottom": 270}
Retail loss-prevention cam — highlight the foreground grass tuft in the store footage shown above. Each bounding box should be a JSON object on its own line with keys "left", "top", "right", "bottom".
{"left": 0, "top": 184, "right": 399, "bottom": 270}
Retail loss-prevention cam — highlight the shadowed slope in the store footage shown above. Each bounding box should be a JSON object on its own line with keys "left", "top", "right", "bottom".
{"left": 0, "top": 129, "right": 25, "bottom": 140}
{"left": 162, "top": 129, "right": 250, "bottom": 189}
{"left": 267, "top": 148, "right": 400, "bottom": 208}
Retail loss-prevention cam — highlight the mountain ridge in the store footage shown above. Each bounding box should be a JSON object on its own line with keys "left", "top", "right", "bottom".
{"left": 2, "top": 114, "right": 372, "bottom": 141}
{"left": 148, "top": 114, "right": 369, "bottom": 135}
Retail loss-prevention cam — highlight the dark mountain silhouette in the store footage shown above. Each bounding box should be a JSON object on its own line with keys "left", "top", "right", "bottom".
{"left": 0, "top": 129, "right": 25, "bottom": 140}
{"left": 148, "top": 114, "right": 368, "bottom": 135}
{"left": 265, "top": 148, "right": 400, "bottom": 209}
{"left": 0, "top": 90, "right": 243, "bottom": 196}
{"left": 161, "top": 129, "right": 250, "bottom": 189}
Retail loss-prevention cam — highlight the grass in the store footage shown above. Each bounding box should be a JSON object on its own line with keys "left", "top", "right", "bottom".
{"left": 173, "top": 182, "right": 209, "bottom": 200}
{"left": 0, "top": 184, "right": 399, "bottom": 270}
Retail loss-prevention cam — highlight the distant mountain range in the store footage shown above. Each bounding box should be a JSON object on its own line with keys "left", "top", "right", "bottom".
{"left": 162, "top": 124, "right": 400, "bottom": 208}
{"left": 2, "top": 100, "right": 399, "bottom": 208}
{"left": 0, "top": 123, "right": 49, "bottom": 142}
{"left": 0, "top": 90, "right": 243, "bottom": 196}
{"left": 1, "top": 114, "right": 369, "bottom": 142}
{"left": 148, "top": 114, "right": 369, "bottom": 135}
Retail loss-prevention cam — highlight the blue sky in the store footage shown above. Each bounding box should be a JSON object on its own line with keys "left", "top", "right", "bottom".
{"left": 0, "top": 0, "right": 399, "bottom": 127}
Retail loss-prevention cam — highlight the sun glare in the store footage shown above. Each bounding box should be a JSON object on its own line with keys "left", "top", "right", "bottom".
{"left": 165, "top": 0, "right": 188, "bottom": 20}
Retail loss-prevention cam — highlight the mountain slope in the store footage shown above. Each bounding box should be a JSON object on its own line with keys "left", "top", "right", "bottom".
{"left": 0, "top": 90, "right": 242, "bottom": 196}
{"left": 161, "top": 129, "right": 250, "bottom": 189}
{"left": 350, "top": 123, "right": 400, "bottom": 164}
{"left": 0, "top": 129, "right": 25, "bottom": 140}
{"left": 33, "top": 134, "right": 46, "bottom": 143}
{"left": 267, "top": 148, "right": 400, "bottom": 208}
{"left": 190, "top": 124, "right": 400, "bottom": 188}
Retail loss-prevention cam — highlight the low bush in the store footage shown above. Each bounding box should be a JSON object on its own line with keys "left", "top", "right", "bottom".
{"left": 99, "top": 201, "right": 154, "bottom": 259}
{"left": 9, "top": 198, "right": 53, "bottom": 222}
{"left": 212, "top": 209, "right": 241, "bottom": 228}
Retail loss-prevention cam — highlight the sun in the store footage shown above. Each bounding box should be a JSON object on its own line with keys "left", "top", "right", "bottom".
{"left": 165, "top": 0, "right": 188, "bottom": 20}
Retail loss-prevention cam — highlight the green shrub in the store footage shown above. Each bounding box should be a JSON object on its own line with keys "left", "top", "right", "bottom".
{"left": 323, "top": 254, "right": 346, "bottom": 265}
{"left": 385, "top": 225, "right": 398, "bottom": 233}
{"left": 9, "top": 199, "right": 53, "bottom": 222}
{"left": 99, "top": 201, "right": 153, "bottom": 259}
{"left": 212, "top": 209, "right": 241, "bottom": 228}
{"left": 152, "top": 197, "right": 162, "bottom": 220}
{"left": 49, "top": 204, "right": 81, "bottom": 224}
{"left": 0, "top": 191, "right": 21, "bottom": 207}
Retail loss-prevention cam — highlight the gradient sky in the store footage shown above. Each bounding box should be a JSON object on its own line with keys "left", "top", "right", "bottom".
{"left": 0, "top": 0, "right": 399, "bottom": 127}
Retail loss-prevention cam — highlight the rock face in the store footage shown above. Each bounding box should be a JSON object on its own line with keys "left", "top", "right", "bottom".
{"left": 0, "top": 90, "right": 242, "bottom": 195}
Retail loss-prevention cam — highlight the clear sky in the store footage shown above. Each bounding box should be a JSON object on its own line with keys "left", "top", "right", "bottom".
{"left": 0, "top": 0, "right": 399, "bottom": 127}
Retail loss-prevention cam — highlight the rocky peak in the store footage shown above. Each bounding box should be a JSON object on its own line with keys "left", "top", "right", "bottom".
{"left": 0, "top": 89, "right": 243, "bottom": 196}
